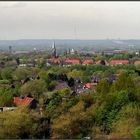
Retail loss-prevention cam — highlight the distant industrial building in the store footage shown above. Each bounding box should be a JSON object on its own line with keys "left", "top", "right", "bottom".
{"left": 9, "top": 46, "right": 12, "bottom": 54}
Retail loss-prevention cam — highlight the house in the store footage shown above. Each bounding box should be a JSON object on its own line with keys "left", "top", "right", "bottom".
{"left": 134, "top": 60, "right": 140, "bottom": 65}
{"left": 74, "top": 77, "right": 81, "bottom": 84}
{"left": 27, "top": 63, "right": 35, "bottom": 67}
{"left": 84, "top": 83, "right": 92, "bottom": 89}
{"left": 76, "top": 89, "right": 88, "bottom": 94}
{"left": 135, "top": 51, "right": 139, "bottom": 55}
{"left": 74, "top": 82, "right": 94, "bottom": 94}
{"left": 110, "top": 60, "right": 129, "bottom": 65}
{"left": 0, "top": 107, "right": 17, "bottom": 112}
{"left": 13, "top": 97, "right": 37, "bottom": 109}
{"left": 91, "top": 76, "right": 100, "bottom": 83}
{"left": 74, "top": 82, "right": 85, "bottom": 94}
{"left": 64, "top": 59, "right": 80, "bottom": 65}
{"left": 46, "top": 62, "right": 51, "bottom": 67}
{"left": 82, "top": 60, "right": 94, "bottom": 65}
{"left": 53, "top": 59, "right": 61, "bottom": 64}
{"left": 54, "top": 81, "right": 69, "bottom": 90}
{"left": 19, "top": 64, "right": 27, "bottom": 67}
{"left": 47, "top": 59, "right": 61, "bottom": 65}
{"left": 83, "top": 83, "right": 97, "bottom": 90}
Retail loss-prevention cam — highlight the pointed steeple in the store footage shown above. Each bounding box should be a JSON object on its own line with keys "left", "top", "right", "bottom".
{"left": 52, "top": 41, "right": 56, "bottom": 58}
{"left": 52, "top": 41, "right": 56, "bottom": 49}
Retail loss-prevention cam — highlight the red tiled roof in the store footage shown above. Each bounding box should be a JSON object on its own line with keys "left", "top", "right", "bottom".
{"left": 53, "top": 59, "right": 61, "bottom": 64}
{"left": 83, "top": 60, "right": 94, "bottom": 64}
{"left": 14, "top": 97, "right": 34, "bottom": 106}
{"left": 134, "top": 60, "right": 140, "bottom": 65}
{"left": 64, "top": 59, "right": 80, "bottom": 64}
{"left": 47, "top": 59, "right": 61, "bottom": 64}
{"left": 96, "top": 60, "right": 108, "bottom": 65}
{"left": 84, "top": 83, "right": 96, "bottom": 89}
{"left": 85, "top": 83, "right": 92, "bottom": 89}
{"left": 110, "top": 60, "right": 129, "bottom": 65}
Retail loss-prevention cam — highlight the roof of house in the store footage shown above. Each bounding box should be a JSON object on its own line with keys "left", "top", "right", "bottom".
{"left": 90, "top": 76, "right": 100, "bottom": 83}
{"left": 110, "top": 60, "right": 129, "bottom": 65}
{"left": 134, "top": 60, "right": 140, "bottom": 65}
{"left": 64, "top": 59, "right": 80, "bottom": 64}
{"left": 84, "top": 83, "right": 92, "bottom": 89}
{"left": 54, "top": 81, "right": 69, "bottom": 90}
{"left": 53, "top": 59, "right": 61, "bottom": 64}
{"left": 83, "top": 60, "right": 94, "bottom": 64}
{"left": 13, "top": 97, "right": 34, "bottom": 106}
{"left": 47, "top": 59, "right": 61, "bottom": 64}
{"left": 76, "top": 88, "right": 88, "bottom": 94}
{"left": 84, "top": 83, "right": 97, "bottom": 89}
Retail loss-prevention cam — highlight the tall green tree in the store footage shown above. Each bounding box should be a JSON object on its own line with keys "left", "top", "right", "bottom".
{"left": 20, "top": 79, "right": 46, "bottom": 99}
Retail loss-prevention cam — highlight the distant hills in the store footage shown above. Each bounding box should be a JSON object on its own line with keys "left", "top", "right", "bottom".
{"left": 0, "top": 39, "right": 140, "bottom": 51}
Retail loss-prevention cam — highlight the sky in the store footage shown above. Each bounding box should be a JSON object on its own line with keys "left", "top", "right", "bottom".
{"left": 0, "top": 2, "right": 140, "bottom": 40}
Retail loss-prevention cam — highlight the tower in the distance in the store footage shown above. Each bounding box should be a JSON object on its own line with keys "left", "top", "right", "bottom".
{"left": 9, "top": 46, "right": 12, "bottom": 54}
{"left": 51, "top": 41, "right": 56, "bottom": 58}
{"left": 68, "top": 48, "right": 71, "bottom": 54}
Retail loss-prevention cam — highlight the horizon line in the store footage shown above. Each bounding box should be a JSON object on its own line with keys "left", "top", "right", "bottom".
{"left": 0, "top": 38, "right": 140, "bottom": 41}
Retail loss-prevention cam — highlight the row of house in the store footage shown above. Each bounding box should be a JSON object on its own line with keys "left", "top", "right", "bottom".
{"left": 47, "top": 58, "right": 131, "bottom": 65}
{"left": 13, "top": 57, "right": 140, "bottom": 68}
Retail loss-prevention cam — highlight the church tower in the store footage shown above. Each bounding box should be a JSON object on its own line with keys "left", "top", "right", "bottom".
{"left": 51, "top": 41, "right": 56, "bottom": 58}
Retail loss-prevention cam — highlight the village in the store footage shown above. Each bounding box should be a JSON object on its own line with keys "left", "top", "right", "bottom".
{"left": 0, "top": 42, "right": 139, "bottom": 111}
{"left": 1, "top": 1, "right": 140, "bottom": 139}
{"left": 0, "top": 42, "right": 140, "bottom": 138}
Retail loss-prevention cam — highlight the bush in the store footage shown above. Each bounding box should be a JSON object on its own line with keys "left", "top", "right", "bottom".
{"left": 133, "top": 126, "right": 140, "bottom": 138}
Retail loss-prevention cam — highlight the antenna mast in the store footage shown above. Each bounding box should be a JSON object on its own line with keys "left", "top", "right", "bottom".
{"left": 74, "top": 26, "right": 77, "bottom": 40}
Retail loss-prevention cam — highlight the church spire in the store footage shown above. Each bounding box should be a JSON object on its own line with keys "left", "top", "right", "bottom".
{"left": 52, "top": 41, "right": 56, "bottom": 58}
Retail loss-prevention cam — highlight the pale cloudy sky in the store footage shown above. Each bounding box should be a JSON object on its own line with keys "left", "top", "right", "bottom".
{"left": 0, "top": 2, "right": 140, "bottom": 40}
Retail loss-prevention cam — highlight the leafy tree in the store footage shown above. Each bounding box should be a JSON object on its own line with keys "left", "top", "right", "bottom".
{"left": 48, "top": 81, "right": 57, "bottom": 91}
{"left": 95, "top": 90, "right": 130, "bottom": 134}
{"left": 52, "top": 101, "right": 92, "bottom": 139}
{"left": 0, "top": 89, "right": 15, "bottom": 106}
{"left": 13, "top": 67, "right": 32, "bottom": 81}
{"left": 38, "top": 70, "right": 51, "bottom": 88}
{"left": 60, "top": 88, "right": 71, "bottom": 97}
{"left": 111, "top": 73, "right": 136, "bottom": 101}
{"left": 96, "top": 79, "right": 110, "bottom": 95}
{"left": 0, "top": 108, "right": 32, "bottom": 139}
{"left": 133, "top": 126, "right": 140, "bottom": 138}
{"left": 1, "top": 68, "right": 13, "bottom": 81}
{"left": 20, "top": 80, "right": 46, "bottom": 99}
{"left": 68, "top": 69, "right": 83, "bottom": 80}
{"left": 30, "top": 115, "right": 50, "bottom": 139}
{"left": 46, "top": 91, "right": 62, "bottom": 118}
{"left": 110, "top": 102, "right": 140, "bottom": 138}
